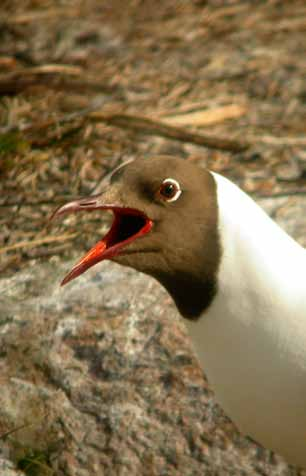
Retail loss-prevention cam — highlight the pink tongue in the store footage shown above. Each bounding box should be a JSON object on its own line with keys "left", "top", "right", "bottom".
{"left": 61, "top": 240, "right": 107, "bottom": 286}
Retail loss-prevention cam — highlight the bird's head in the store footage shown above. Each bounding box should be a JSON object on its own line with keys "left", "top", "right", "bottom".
{"left": 52, "top": 156, "right": 221, "bottom": 318}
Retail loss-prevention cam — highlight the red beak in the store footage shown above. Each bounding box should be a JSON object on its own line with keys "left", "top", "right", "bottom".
{"left": 51, "top": 195, "right": 153, "bottom": 286}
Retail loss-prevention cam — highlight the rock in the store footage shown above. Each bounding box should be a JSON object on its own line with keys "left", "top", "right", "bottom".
{"left": 0, "top": 197, "right": 305, "bottom": 475}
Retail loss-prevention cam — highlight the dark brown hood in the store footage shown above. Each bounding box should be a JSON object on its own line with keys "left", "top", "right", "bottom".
{"left": 52, "top": 156, "right": 221, "bottom": 319}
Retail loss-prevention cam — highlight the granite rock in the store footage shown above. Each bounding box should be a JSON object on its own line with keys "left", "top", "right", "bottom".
{"left": 0, "top": 197, "right": 306, "bottom": 476}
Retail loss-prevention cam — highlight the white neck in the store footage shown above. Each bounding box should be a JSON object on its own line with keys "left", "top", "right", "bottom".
{"left": 185, "top": 172, "right": 306, "bottom": 466}
{"left": 212, "top": 172, "right": 306, "bottom": 321}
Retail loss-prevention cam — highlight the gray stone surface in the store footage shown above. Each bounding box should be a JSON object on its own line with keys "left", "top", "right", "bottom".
{"left": 0, "top": 196, "right": 305, "bottom": 476}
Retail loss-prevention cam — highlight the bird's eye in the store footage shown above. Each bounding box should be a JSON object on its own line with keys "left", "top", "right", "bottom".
{"left": 158, "top": 178, "right": 182, "bottom": 202}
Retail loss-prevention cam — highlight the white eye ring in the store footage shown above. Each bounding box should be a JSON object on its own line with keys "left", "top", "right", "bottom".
{"left": 159, "top": 178, "right": 182, "bottom": 202}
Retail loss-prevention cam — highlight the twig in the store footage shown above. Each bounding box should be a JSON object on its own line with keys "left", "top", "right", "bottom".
{"left": 0, "top": 421, "right": 34, "bottom": 440}
{"left": 89, "top": 112, "right": 249, "bottom": 152}
{"left": 20, "top": 65, "right": 82, "bottom": 75}
{"left": 25, "top": 243, "right": 71, "bottom": 259}
{"left": 0, "top": 66, "right": 117, "bottom": 95}
{"left": 1, "top": 108, "right": 249, "bottom": 152}
{"left": 160, "top": 104, "right": 246, "bottom": 127}
{"left": 0, "top": 104, "right": 100, "bottom": 136}
{"left": 4, "top": 106, "right": 305, "bottom": 154}
{"left": 0, "top": 411, "right": 50, "bottom": 440}
{"left": 0, "top": 197, "right": 76, "bottom": 208}
{"left": 4, "top": 8, "right": 79, "bottom": 25}
{"left": 2, "top": 104, "right": 306, "bottom": 155}
{"left": 0, "top": 233, "right": 77, "bottom": 255}
{"left": 0, "top": 245, "right": 70, "bottom": 272}
{"left": 203, "top": 3, "right": 249, "bottom": 24}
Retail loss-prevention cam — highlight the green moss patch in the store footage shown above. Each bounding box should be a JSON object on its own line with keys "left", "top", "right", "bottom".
{"left": 17, "top": 448, "right": 54, "bottom": 476}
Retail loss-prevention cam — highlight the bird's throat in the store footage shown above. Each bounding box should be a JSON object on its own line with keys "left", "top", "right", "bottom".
{"left": 156, "top": 271, "right": 218, "bottom": 320}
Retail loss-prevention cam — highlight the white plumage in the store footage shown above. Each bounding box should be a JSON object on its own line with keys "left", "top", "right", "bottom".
{"left": 186, "top": 172, "right": 306, "bottom": 467}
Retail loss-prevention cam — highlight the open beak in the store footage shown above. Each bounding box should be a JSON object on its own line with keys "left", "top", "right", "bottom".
{"left": 51, "top": 194, "right": 153, "bottom": 286}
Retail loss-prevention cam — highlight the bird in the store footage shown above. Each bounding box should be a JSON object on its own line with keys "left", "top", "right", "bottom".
{"left": 53, "top": 155, "right": 306, "bottom": 468}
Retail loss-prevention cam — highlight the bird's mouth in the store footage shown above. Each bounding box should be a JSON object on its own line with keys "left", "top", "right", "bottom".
{"left": 51, "top": 197, "right": 153, "bottom": 286}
